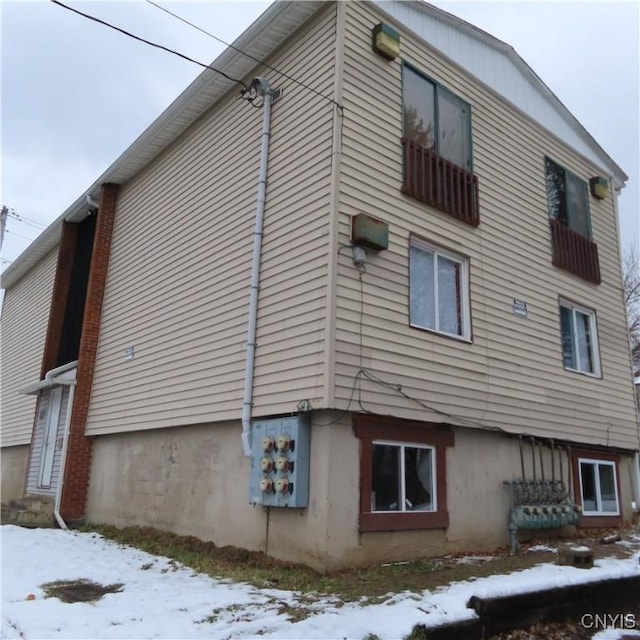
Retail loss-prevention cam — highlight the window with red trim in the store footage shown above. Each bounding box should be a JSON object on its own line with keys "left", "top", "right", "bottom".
{"left": 353, "top": 415, "right": 453, "bottom": 532}
{"left": 570, "top": 449, "right": 622, "bottom": 528}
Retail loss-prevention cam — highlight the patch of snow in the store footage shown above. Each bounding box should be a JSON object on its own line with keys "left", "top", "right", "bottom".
{"left": 593, "top": 630, "right": 640, "bottom": 639}
{"left": 1, "top": 525, "right": 639, "bottom": 640}
{"left": 453, "top": 555, "right": 494, "bottom": 565}
{"left": 526, "top": 544, "right": 557, "bottom": 553}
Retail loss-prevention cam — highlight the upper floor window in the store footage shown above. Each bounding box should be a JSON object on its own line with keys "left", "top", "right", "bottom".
{"left": 409, "top": 238, "right": 471, "bottom": 340}
{"left": 559, "top": 300, "right": 600, "bottom": 377}
{"left": 545, "top": 158, "right": 601, "bottom": 284}
{"left": 401, "top": 65, "right": 479, "bottom": 227}
{"left": 545, "top": 158, "right": 591, "bottom": 238}
{"left": 403, "top": 65, "right": 472, "bottom": 171}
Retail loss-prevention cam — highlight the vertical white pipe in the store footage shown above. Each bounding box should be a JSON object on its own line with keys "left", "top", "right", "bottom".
{"left": 631, "top": 452, "right": 640, "bottom": 512}
{"left": 54, "top": 381, "right": 76, "bottom": 530}
{"left": 242, "top": 78, "right": 274, "bottom": 457}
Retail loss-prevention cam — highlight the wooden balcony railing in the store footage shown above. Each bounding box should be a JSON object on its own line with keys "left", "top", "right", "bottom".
{"left": 550, "top": 219, "right": 601, "bottom": 284}
{"left": 401, "top": 137, "right": 479, "bottom": 227}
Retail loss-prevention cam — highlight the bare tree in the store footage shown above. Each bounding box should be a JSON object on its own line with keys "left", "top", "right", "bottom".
{"left": 623, "top": 246, "right": 640, "bottom": 373}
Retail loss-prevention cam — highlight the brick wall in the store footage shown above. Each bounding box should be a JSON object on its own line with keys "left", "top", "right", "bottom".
{"left": 40, "top": 221, "right": 78, "bottom": 376}
{"left": 60, "top": 183, "right": 119, "bottom": 521}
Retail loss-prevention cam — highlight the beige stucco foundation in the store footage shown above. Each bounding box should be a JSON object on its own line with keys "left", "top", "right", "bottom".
{"left": 1, "top": 445, "right": 29, "bottom": 503}
{"left": 86, "top": 414, "right": 636, "bottom": 572}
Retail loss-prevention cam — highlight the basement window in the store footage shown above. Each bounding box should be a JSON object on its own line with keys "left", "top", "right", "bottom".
{"left": 371, "top": 442, "right": 435, "bottom": 513}
{"left": 571, "top": 450, "right": 622, "bottom": 528}
{"left": 353, "top": 415, "right": 453, "bottom": 532}
{"left": 579, "top": 459, "right": 619, "bottom": 516}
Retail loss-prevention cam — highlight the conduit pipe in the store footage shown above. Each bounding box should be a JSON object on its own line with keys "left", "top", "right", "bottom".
{"left": 631, "top": 452, "right": 640, "bottom": 513}
{"left": 53, "top": 380, "right": 76, "bottom": 530}
{"left": 242, "top": 77, "right": 275, "bottom": 457}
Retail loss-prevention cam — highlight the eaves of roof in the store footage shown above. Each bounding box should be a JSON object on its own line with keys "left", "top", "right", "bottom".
{"left": 3, "top": 0, "right": 628, "bottom": 290}
{"left": 383, "top": 1, "right": 627, "bottom": 187}
{"left": 1, "top": 0, "right": 326, "bottom": 290}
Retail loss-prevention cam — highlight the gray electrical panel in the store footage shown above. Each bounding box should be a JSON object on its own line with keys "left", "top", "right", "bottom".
{"left": 249, "top": 415, "right": 310, "bottom": 508}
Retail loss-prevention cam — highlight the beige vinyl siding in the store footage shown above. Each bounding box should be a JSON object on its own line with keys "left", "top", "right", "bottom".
{"left": 333, "top": 2, "right": 637, "bottom": 449}
{"left": 0, "top": 249, "right": 57, "bottom": 447}
{"left": 86, "top": 5, "right": 336, "bottom": 436}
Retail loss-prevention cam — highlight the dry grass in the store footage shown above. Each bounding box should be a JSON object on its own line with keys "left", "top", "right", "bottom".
{"left": 42, "top": 579, "right": 123, "bottom": 603}
{"left": 85, "top": 523, "right": 570, "bottom": 602}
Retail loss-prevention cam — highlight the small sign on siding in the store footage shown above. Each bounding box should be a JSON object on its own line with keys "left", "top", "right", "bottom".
{"left": 512, "top": 299, "right": 528, "bottom": 318}
{"left": 124, "top": 346, "right": 135, "bottom": 361}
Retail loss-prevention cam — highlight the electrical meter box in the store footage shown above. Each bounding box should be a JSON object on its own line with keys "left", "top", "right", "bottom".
{"left": 249, "top": 415, "right": 310, "bottom": 508}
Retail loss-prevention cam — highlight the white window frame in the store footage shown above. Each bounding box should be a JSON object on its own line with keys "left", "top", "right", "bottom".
{"left": 559, "top": 300, "right": 601, "bottom": 377}
{"left": 409, "top": 238, "right": 471, "bottom": 340}
{"left": 371, "top": 440, "right": 437, "bottom": 513}
{"left": 578, "top": 458, "right": 620, "bottom": 516}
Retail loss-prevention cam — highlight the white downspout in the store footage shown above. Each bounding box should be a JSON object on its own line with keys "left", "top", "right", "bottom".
{"left": 53, "top": 381, "right": 76, "bottom": 530}
{"left": 242, "top": 77, "right": 275, "bottom": 457}
{"left": 631, "top": 452, "right": 640, "bottom": 513}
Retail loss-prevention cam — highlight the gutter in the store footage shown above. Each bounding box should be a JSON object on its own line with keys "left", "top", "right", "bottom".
{"left": 241, "top": 77, "right": 276, "bottom": 457}
{"left": 18, "top": 360, "right": 79, "bottom": 395}
{"left": 53, "top": 381, "right": 75, "bottom": 531}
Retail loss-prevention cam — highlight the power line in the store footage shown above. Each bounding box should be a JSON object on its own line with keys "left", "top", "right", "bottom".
{"left": 5, "top": 229, "right": 36, "bottom": 242}
{"left": 145, "top": 0, "right": 343, "bottom": 115}
{"left": 50, "top": 0, "right": 248, "bottom": 91}
{"left": 7, "top": 211, "right": 47, "bottom": 231}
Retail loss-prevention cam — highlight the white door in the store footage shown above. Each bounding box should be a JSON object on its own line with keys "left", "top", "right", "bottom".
{"left": 39, "top": 386, "right": 63, "bottom": 488}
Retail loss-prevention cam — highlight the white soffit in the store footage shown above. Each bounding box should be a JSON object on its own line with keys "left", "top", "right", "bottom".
{"left": 373, "top": 0, "right": 627, "bottom": 187}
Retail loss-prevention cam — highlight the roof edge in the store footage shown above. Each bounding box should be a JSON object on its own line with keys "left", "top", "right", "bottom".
{"left": 2, "top": 0, "right": 326, "bottom": 289}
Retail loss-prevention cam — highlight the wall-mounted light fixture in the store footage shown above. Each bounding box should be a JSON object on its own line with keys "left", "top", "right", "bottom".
{"left": 352, "top": 213, "right": 389, "bottom": 252}
{"left": 589, "top": 176, "right": 609, "bottom": 200}
{"left": 372, "top": 22, "right": 400, "bottom": 60}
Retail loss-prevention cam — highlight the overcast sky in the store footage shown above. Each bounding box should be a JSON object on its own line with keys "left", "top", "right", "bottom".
{"left": 1, "top": 1, "right": 638, "bottom": 270}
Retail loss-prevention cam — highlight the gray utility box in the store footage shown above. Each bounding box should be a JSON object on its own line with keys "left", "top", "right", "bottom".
{"left": 249, "top": 415, "right": 310, "bottom": 508}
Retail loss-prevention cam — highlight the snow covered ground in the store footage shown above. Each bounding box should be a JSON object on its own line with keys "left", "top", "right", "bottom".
{"left": 1, "top": 525, "right": 639, "bottom": 640}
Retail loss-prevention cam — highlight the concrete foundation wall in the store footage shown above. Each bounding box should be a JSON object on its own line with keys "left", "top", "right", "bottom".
{"left": 85, "top": 415, "right": 636, "bottom": 572}
{"left": 1, "top": 445, "right": 29, "bottom": 503}
{"left": 87, "top": 420, "right": 335, "bottom": 569}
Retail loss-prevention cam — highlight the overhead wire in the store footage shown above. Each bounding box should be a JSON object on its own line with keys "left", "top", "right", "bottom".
{"left": 5, "top": 229, "right": 37, "bottom": 242}
{"left": 7, "top": 211, "right": 47, "bottom": 231}
{"left": 144, "top": 0, "right": 344, "bottom": 116}
{"left": 49, "top": 0, "right": 249, "bottom": 91}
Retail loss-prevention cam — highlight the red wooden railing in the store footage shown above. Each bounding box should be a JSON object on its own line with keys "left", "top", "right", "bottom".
{"left": 401, "top": 137, "right": 479, "bottom": 227}
{"left": 550, "top": 219, "right": 601, "bottom": 284}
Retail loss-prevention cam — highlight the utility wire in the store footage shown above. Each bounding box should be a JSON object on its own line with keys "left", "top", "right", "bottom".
{"left": 6, "top": 229, "right": 36, "bottom": 242}
{"left": 145, "top": 0, "right": 343, "bottom": 115}
{"left": 50, "top": 0, "right": 248, "bottom": 91}
{"left": 7, "top": 211, "right": 47, "bottom": 230}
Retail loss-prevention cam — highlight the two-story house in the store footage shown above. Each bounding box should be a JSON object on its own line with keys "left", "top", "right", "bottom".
{"left": 2, "top": 0, "right": 638, "bottom": 571}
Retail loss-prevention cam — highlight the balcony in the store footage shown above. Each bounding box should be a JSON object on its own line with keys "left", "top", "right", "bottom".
{"left": 401, "top": 137, "right": 479, "bottom": 227}
{"left": 550, "top": 219, "right": 601, "bottom": 284}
